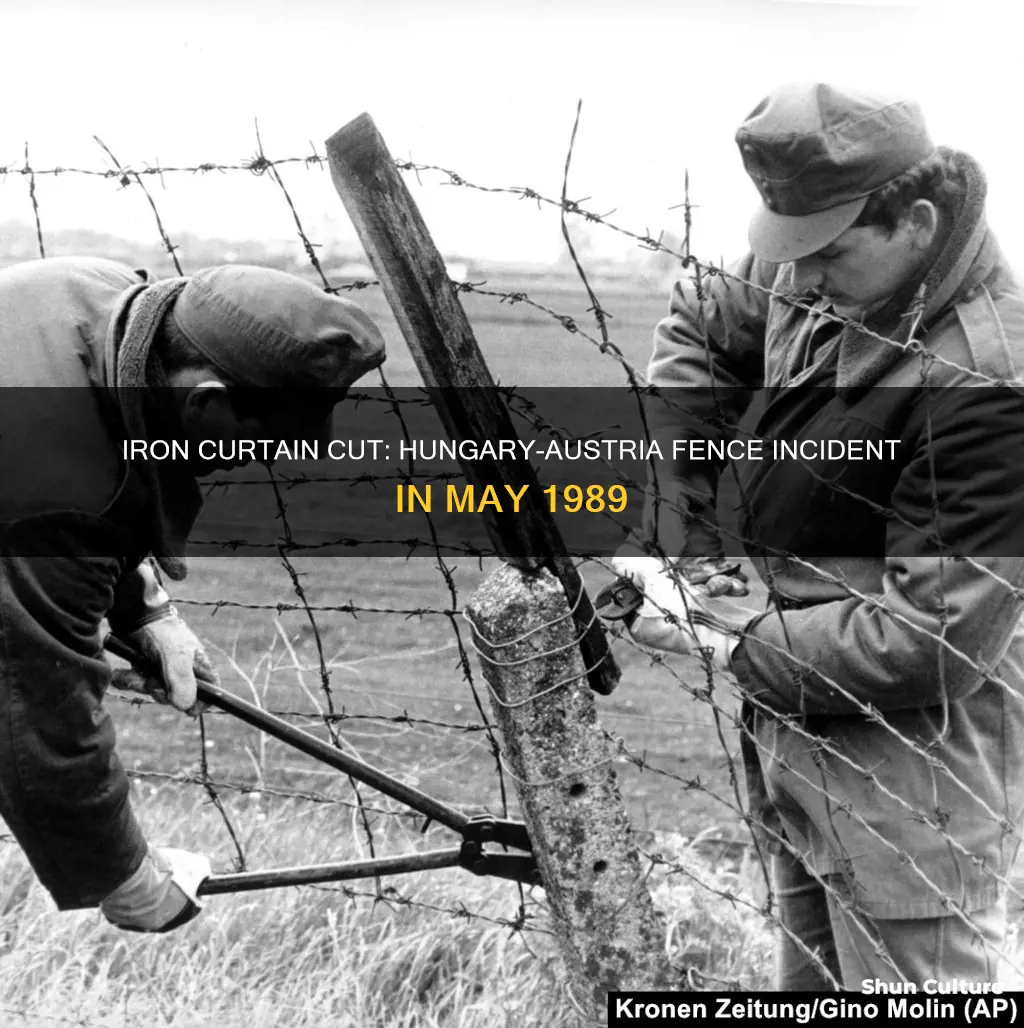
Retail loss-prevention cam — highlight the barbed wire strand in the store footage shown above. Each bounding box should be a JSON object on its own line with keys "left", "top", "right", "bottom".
{"left": 5, "top": 139, "right": 1024, "bottom": 1004}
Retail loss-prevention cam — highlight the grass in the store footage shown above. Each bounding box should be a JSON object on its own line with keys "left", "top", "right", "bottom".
{"left": 106, "top": 277, "right": 758, "bottom": 843}
{"left": 16, "top": 270, "right": 1022, "bottom": 1022}
{"left": 329, "top": 276, "right": 670, "bottom": 388}
{"left": 0, "top": 276, "right": 779, "bottom": 1023}
{"left": 0, "top": 785, "right": 774, "bottom": 1027}
{"left": 0, "top": 274, "right": 804, "bottom": 1022}
{"left": 111, "top": 554, "right": 756, "bottom": 841}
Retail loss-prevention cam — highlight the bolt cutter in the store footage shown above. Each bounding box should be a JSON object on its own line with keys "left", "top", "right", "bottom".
{"left": 104, "top": 634, "right": 540, "bottom": 895}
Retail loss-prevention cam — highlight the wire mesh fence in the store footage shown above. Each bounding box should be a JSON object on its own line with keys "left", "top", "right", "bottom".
{"left": 3, "top": 114, "right": 1024, "bottom": 1015}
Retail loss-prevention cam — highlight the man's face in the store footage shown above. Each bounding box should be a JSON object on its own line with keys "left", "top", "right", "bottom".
{"left": 790, "top": 218, "right": 928, "bottom": 321}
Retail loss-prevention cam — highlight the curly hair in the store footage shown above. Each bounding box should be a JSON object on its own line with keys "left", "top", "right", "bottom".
{"left": 852, "top": 146, "right": 969, "bottom": 235}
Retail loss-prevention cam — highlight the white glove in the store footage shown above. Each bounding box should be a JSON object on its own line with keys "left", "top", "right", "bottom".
{"left": 123, "top": 609, "right": 218, "bottom": 715}
{"left": 676, "top": 556, "right": 750, "bottom": 598}
{"left": 100, "top": 846, "right": 211, "bottom": 933}
{"left": 608, "top": 555, "right": 753, "bottom": 672}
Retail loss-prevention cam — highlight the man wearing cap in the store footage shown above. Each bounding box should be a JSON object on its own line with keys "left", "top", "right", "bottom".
{"left": 0, "top": 256, "right": 385, "bottom": 932}
{"left": 613, "top": 83, "right": 1024, "bottom": 987}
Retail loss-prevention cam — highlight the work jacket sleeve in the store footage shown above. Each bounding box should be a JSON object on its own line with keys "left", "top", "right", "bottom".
{"left": 730, "top": 386, "right": 1024, "bottom": 715}
{"left": 641, "top": 254, "right": 771, "bottom": 558}
{"left": 0, "top": 515, "right": 149, "bottom": 909}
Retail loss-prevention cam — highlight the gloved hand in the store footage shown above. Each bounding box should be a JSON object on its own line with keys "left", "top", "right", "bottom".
{"left": 122, "top": 609, "right": 218, "bottom": 715}
{"left": 607, "top": 554, "right": 752, "bottom": 672}
{"left": 677, "top": 556, "right": 750, "bottom": 598}
{"left": 100, "top": 846, "right": 211, "bottom": 933}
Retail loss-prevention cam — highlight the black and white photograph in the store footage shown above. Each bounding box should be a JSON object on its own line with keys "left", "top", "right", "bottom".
{"left": 2, "top": 0, "right": 1023, "bottom": 1024}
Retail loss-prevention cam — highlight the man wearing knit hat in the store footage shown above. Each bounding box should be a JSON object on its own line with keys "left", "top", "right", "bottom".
{"left": 612, "top": 83, "right": 1024, "bottom": 988}
{"left": 0, "top": 257, "right": 385, "bottom": 932}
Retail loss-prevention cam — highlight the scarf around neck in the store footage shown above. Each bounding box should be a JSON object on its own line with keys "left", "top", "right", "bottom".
{"left": 109, "top": 278, "right": 201, "bottom": 581}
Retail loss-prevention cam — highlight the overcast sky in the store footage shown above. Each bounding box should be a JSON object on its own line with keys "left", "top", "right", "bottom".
{"left": 3, "top": 0, "right": 1022, "bottom": 267}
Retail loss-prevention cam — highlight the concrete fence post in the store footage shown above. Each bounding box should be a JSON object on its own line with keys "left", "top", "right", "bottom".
{"left": 466, "top": 563, "right": 675, "bottom": 1020}
{"left": 325, "top": 111, "right": 618, "bottom": 697}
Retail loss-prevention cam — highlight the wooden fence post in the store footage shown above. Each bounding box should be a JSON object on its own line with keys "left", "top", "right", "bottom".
{"left": 467, "top": 564, "right": 675, "bottom": 1019}
{"left": 324, "top": 112, "right": 618, "bottom": 697}
{"left": 325, "top": 112, "right": 671, "bottom": 1015}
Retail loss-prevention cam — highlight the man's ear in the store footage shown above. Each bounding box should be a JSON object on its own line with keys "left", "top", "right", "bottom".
{"left": 907, "top": 199, "right": 940, "bottom": 251}
{"left": 179, "top": 377, "right": 234, "bottom": 432}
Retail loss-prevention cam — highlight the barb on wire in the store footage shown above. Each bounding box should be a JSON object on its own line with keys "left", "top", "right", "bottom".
{"left": 560, "top": 101, "right": 612, "bottom": 347}
{"left": 252, "top": 118, "right": 332, "bottom": 288}
{"left": 92, "top": 135, "right": 183, "bottom": 275}
{"left": 6, "top": 137, "right": 1023, "bottom": 1006}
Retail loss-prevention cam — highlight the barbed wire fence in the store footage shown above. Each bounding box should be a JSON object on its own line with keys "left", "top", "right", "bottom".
{"left": 3, "top": 110, "right": 1024, "bottom": 1022}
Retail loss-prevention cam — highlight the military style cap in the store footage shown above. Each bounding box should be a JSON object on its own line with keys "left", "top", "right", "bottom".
{"left": 735, "top": 82, "right": 935, "bottom": 262}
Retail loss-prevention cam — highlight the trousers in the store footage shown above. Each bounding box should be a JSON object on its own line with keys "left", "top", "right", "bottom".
{"left": 774, "top": 848, "right": 1008, "bottom": 990}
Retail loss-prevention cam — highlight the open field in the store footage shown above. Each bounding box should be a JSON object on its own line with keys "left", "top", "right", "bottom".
{"left": 0, "top": 792, "right": 775, "bottom": 1027}
{"left": 110, "top": 276, "right": 759, "bottom": 847}
{"left": 331, "top": 273, "right": 673, "bottom": 387}
{"left": 10, "top": 271, "right": 1023, "bottom": 1021}
{"left": 2, "top": 274, "right": 786, "bottom": 1022}
{"left": 0, "top": 272, "right": 782, "bottom": 1024}
{"left": 113, "top": 554, "right": 758, "bottom": 842}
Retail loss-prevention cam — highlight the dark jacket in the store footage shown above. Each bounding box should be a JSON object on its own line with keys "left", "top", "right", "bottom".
{"left": 646, "top": 204, "right": 1024, "bottom": 916}
{"left": 0, "top": 257, "right": 174, "bottom": 909}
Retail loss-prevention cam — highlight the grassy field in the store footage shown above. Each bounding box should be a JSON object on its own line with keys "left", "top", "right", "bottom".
{"left": 0, "top": 275, "right": 786, "bottom": 1023}
{"left": 111, "top": 277, "right": 758, "bottom": 846}
{"left": 15, "top": 271, "right": 1022, "bottom": 1023}
{"left": 0, "top": 791, "right": 775, "bottom": 1027}
{"left": 10, "top": 269, "right": 1024, "bottom": 1023}
{"left": 336, "top": 272, "right": 672, "bottom": 387}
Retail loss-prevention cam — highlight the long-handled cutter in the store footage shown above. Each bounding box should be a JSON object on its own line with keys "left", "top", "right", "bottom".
{"left": 103, "top": 635, "right": 540, "bottom": 895}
